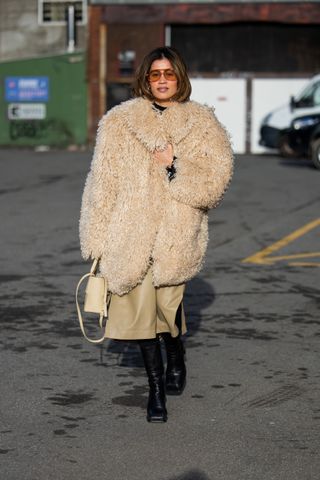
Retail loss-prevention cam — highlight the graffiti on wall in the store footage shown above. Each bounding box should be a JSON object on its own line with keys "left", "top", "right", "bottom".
{"left": 9, "top": 119, "right": 74, "bottom": 144}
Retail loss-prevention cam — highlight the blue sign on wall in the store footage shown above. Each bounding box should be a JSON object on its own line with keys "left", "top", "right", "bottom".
{"left": 5, "top": 77, "right": 49, "bottom": 102}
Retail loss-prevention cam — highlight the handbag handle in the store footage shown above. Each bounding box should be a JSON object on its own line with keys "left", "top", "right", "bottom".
{"left": 76, "top": 259, "right": 106, "bottom": 344}
{"left": 90, "top": 258, "right": 99, "bottom": 274}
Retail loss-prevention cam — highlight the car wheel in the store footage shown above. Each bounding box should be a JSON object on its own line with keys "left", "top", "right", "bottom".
{"left": 279, "top": 134, "right": 296, "bottom": 157}
{"left": 311, "top": 138, "right": 320, "bottom": 169}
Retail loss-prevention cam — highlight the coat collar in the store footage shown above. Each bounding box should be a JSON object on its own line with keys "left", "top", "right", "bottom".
{"left": 119, "top": 98, "right": 199, "bottom": 152}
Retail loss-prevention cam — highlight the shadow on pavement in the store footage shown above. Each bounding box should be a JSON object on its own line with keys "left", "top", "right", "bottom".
{"left": 103, "top": 277, "right": 215, "bottom": 410}
{"left": 279, "top": 157, "right": 313, "bottom": 169}
{"left": 184, "top": 276, "right": 215, "bottom": 336}
{"left": 166, "top": 469, "right": 211, "bottom": 480}
{"left": 104, "top": 276, "right": 215, "bottom": 368}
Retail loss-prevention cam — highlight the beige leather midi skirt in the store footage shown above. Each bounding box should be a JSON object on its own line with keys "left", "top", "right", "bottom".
{"left": 104, "top": 268, "right": 186, "bottom": 340}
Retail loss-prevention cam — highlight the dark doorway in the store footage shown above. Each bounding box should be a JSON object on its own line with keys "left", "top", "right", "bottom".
{"left": 172, "top": 22, "right": 320, "bottom": 74}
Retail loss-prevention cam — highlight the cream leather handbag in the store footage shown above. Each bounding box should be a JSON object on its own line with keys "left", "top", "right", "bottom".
{"left": 76, "top": 258, "right": 109, "bottom": 343}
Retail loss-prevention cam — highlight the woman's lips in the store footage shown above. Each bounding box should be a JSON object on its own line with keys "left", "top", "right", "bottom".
{"left": 157, "top": 87, "right": 169, "bottom": 93}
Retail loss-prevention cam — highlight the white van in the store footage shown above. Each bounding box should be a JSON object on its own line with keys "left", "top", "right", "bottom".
{"left": 259, "top": 74, "right": 320, "bottom": 169}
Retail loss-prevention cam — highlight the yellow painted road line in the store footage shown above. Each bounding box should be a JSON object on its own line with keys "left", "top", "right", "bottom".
{"left": 288, "top": 262, "right": 320, "bottom": 267}
{"left": 263, "top": 252, "right": 320, "bottom": 262}
{"left": 242, "top": 218, "right": 320, "bottom": 265}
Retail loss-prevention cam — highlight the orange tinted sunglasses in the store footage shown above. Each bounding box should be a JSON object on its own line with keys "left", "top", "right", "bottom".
{"left": 147, "top": 69, "right": 177, "bottom": 82}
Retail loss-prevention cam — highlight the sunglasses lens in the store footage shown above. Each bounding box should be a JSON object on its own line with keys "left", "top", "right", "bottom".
{"left": 164, "top": 70, "right": 176, "bottom": 80}
{"left": 148, "top": 70, "right": 177, "bottom": 82}
{"left": 149, "top": 71, "right": 161, "bottom": 82}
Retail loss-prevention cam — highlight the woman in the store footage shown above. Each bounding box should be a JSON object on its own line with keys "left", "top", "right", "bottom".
{"left": 79, "top": 47, "right": 233, "bottom": 423}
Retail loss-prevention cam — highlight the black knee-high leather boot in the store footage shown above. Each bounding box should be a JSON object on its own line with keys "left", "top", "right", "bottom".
{"left": 138, "top": 337, "right": 167, "bottom": 423}
{"left": 162, "top": 305, "right": 187, "bottom": 395}
{"left": 162, "top": 333, "right": 186, "bottom": 395}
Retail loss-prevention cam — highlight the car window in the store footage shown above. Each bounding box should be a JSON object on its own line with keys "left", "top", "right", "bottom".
{"left": 314, "top": 84, "right": 320, "bottom": 106}
{"left": 297, "top": 85, "right": 315, "bottom": 108}
{"left": 296, "top": 81, "right": 320, "bottom": 108}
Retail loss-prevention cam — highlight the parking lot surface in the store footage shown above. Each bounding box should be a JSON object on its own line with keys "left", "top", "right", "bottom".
{"left": 0, "top": 150, "right": 319, "bottom": 480}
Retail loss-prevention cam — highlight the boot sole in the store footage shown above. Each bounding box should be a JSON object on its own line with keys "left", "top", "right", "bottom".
{"left": 147, "top": 415, "right": 167, "bottom": 423}
{"left": 166, "top": 389, "right": 184, "bottom": 396}
{"left": 166, "top": 379, "right": 186, "bottom": 396}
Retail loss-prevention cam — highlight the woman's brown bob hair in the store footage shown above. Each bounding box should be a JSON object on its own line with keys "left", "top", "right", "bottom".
{"left": 132, "top": 47, "right": 192, "bottom": 103}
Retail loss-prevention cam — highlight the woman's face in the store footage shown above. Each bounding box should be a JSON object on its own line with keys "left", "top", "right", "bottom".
{"left": 148, "top": 58, "right": 178, "bottom": 107}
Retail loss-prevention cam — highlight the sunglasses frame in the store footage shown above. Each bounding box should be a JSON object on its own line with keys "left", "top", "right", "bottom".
{"left": 147, "top": 69, "right": 177, "bottom": 82}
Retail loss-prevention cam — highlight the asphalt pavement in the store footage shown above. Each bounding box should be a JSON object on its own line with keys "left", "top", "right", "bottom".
{"left": 0, "top": 149, "right": 319, "bottom": 480}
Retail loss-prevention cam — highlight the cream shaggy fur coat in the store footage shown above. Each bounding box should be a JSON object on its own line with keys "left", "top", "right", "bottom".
{"left": 79, "top": 98, "right": 233, "bottom": 295}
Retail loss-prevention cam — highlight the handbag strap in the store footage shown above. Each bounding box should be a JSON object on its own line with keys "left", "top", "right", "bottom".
{"left": 90, "top": 258, "right": 99, "bottom": 274}
{"left": 75, "top": 262, "right": 106, "bottom": 344}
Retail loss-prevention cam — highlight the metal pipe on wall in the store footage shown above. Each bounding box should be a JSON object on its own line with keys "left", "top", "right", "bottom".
{"left": 67, "top": 5, "right": 76, "bottom": 53}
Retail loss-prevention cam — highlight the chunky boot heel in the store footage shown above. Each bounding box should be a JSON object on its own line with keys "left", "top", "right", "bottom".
{"left": 162, "top": 333, "right": 186, "bottom": 395}
{"left": 138, "top": 338, "right": 167, "bottom": 423}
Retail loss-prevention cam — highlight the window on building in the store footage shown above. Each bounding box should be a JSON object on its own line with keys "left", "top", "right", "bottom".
{"left": 38, "top": 0, "right": 87, "bottom": 25}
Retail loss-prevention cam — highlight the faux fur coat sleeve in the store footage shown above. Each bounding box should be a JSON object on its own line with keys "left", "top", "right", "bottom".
{"left": 79, "top": 114, "right": 119, "bottom": 260}
{"left": 168, "top": 108, "right": 233, "bottom": 210}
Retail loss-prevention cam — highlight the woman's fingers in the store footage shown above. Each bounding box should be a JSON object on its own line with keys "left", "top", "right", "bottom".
{"left": 153, "top": 144, "right": 173, "bottom": 166}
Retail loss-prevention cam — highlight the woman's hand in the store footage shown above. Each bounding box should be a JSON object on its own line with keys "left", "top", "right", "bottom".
{"left": 153, "top": 144, "right": 174, "bottom": 167}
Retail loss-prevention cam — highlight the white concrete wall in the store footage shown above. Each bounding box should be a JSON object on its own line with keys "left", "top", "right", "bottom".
{"left": 0, "top": 0, "right": 87, "bottom": 61}
{"left": 191, "top": 78, "right": 247, "bottom": 154}
{"left": 190, "top": 76, "right": 313, "bottom": 154}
